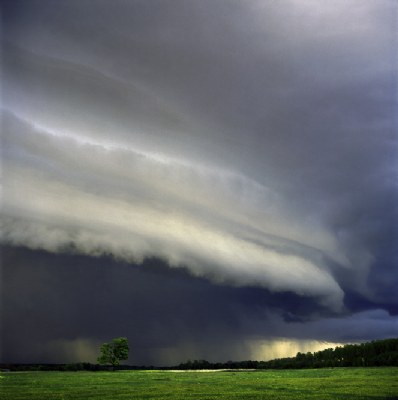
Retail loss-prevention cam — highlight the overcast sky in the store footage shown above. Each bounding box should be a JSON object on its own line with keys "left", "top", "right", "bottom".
{"left": 1, "top": 0, "right": 397, "bottom": 366}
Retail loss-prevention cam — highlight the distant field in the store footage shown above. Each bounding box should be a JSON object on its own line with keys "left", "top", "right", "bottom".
{"left": 1, "top": 367, "right": 398, "bottom": 399}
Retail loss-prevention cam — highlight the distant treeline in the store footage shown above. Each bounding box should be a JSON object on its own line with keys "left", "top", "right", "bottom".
{"left": 261, "top": 337, "right": 398, "bottom": 369}
{"left": 2, "top": 338, "right": 397, "bottom": 371}
{"left": 177, "top": 338, "right": 398, "bottom": 370}
{"left": 0, "top": 363, "right": 153, "bottom": 372}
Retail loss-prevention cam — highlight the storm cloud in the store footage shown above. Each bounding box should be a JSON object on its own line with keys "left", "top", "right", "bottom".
{"left": 1, "top": 0, "right": 397, "bottom": 364}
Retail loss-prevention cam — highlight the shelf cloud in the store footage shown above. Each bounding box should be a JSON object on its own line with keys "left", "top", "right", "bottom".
{"left": 1, "top": 0, "right": 397, "bottom": 364}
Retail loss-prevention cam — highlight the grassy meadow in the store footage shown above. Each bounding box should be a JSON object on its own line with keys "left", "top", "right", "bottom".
{"left": 1, "top": 367, "right": 398, "bottom": 400}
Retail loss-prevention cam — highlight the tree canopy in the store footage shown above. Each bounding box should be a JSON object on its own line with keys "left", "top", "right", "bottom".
{"left": 97, "top": 337, "right": 129, "bottom": 368}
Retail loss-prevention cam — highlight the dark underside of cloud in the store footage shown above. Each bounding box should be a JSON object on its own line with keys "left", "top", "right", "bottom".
{"left": 2, "top": 245, "right": 397, "bottom": 365}
{"left": 1, "top": 0, "right": 397, "bottom": 364}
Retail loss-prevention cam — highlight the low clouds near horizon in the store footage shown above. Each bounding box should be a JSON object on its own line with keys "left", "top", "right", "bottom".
{"left": 1, "top": 0, "right": 397, "bottom": 364}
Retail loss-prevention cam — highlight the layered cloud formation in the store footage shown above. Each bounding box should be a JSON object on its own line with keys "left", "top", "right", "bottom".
{"left": 1, "top": 0, "right": 397, "bottom": 364}
{"left": 2, "top": 110, "right": 346, "bottom": 309}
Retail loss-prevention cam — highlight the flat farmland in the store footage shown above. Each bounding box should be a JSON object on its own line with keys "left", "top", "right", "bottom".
{"left": 1, "top": 367, "right": 398, "bottom": 400}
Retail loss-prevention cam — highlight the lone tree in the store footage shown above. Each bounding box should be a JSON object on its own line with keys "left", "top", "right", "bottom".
{"left": 97, "top": 337, "right": 129, "bottom": 369}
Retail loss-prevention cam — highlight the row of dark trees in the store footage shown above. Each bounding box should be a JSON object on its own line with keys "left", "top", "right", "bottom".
{"left": 177, "top": 338, "right": 398, "bottom": 369}
{"left": 2, "top": 338, "right": 397, "bottom": 371}
{"left": 278, "top": 338, "right": 398, "bottom": 368}
{"left": 0, "top": 363, "right": 150, "bottom": 372}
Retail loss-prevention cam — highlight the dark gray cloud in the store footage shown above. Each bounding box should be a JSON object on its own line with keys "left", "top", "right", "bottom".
{"left": 1, "top": 0, "right": 397, "bottom": 364}
{"left": 2, "top": 246, "right": 396, "bottom": 365}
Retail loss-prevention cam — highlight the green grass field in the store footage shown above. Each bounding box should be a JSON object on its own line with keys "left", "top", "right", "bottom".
{"left": 1, "top": 367, "right": 398, "bottom": 400}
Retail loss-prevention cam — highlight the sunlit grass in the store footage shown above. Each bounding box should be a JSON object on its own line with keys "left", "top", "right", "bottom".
{"left": 1, "top": 367, "right": 398, "bottom": 399}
